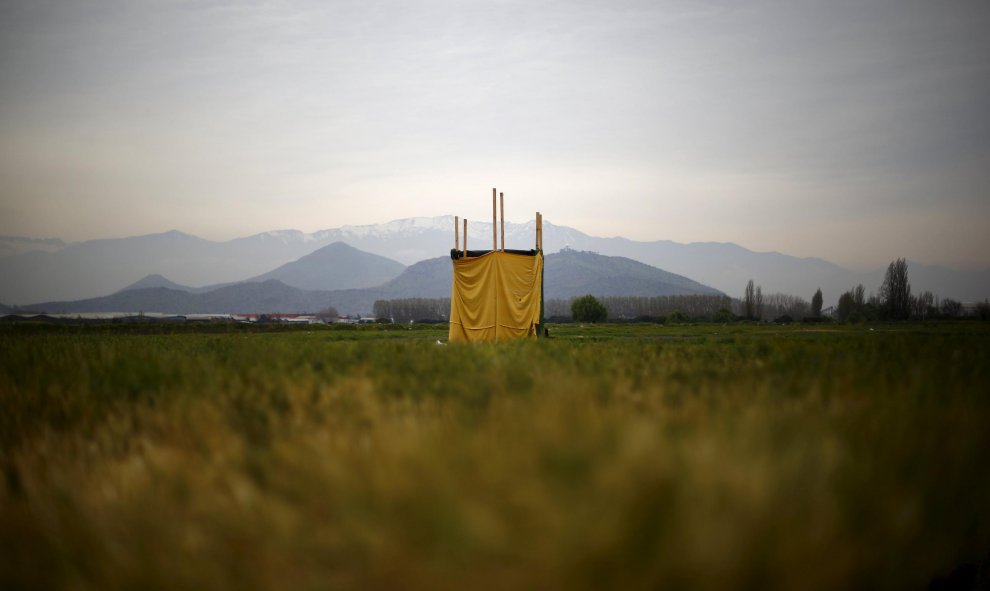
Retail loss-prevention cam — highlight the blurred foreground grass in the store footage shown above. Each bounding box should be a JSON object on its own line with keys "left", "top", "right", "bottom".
{"left": 1, "top": 322, "right": 989, "bottom": 590}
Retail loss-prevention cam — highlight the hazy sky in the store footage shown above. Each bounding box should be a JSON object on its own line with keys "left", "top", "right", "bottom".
{"left": 1, "top": 0, "right": 988, "bottom": 270}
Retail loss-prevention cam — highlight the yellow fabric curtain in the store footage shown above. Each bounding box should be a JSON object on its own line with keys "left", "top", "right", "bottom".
{"left": 448, "top": 251, "right": 543, "bottom": 343}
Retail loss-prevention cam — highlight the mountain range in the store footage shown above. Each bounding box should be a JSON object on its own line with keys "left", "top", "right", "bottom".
{"left": 1, "top": 216, "right": 988, "bottom": 308}
{"left": 25, "top": 248, "right": 722, "bottom": 315}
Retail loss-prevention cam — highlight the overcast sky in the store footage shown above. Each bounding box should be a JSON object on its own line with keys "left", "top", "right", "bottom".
{"left": 1, "top": 0, "right": 988, "bottom": 270}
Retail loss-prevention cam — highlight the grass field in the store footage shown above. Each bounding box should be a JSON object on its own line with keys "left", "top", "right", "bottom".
{"left": 2, "top": 322, "right": 989, "bottom": 590}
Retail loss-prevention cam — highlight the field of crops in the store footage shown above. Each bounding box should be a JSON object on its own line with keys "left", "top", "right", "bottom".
{"left": 2, "top": 321, "right": 989, "bottom": 590}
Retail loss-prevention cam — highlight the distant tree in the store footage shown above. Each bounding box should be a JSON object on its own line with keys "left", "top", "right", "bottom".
{"left": 879, "top": 258, "right": 911, "bottom": 320}
{"left": 837, "top": 291, "right": 855, "bottom": 322}
{"left": 762, "top": 293, "right": 810, "bottom": 320}
{"left": 976, "top": 300, "right": 990, "bottom": 321}
{"left": 853, "top": 284, "right": 866, "bottom": 307}
{"left": 571, "top": 294, "right": 607, "bottom": 323}
{"left": 744, "top": 280, "right": 755, "bottom": 320}
{"left": 941, "top": 298, "right": 963, "bottom": 318}
{"left": 836, "top": 284, "right": 872, "bottom": 322}
{"left": 755, "top": 285, "right": 764, "bottom": 321}
{"left": 811, "top": 288, "right": 823, "bottom": 319}
{"left": 861, "top": 292, "right": 881, "bottom": 321}
{"left": 713, "top": 307, "right": 734, "bottom": 323}
{"left": 913, "top": 291, "right": 935, "bottom": 320}
{"left": 316, "top": 306, "right": 340, "bottom": 322}
{"left": 373, "top": 300, "right": 391, "bottom": 321}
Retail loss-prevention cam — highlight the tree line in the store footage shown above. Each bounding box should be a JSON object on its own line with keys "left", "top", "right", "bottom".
{"left": 371, "top": 295, "right": 738, "bottom": 324}
{"left": 370, "top": 258, "right": 989, "bottom": 324}
{"left": 546, "top": 294, "right": 734, "bottom": 322}
{"left": 834, "top": 259, "right": 983, "bottom": 321}
{"left": 372, "top": 298, "right": 450, "bottom": 323}
{"left": 746, "top": 258, "right": 989, "bottom": 322}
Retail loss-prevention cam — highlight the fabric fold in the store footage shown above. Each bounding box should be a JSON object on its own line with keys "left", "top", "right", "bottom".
{"left": 449, "top": 251, "right": 543, "bottom": 343}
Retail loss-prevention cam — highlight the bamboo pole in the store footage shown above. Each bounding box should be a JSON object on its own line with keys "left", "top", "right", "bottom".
{"left": 454, "top": 215, "right": 459, "bottom": 256}
{"left": 463, "top": 218, "right": 467, "bottom": 256}
{"left": 492, "top": 188, "right": 497, "bottom": 251}
{"left": 499, "top": 192, "right": 505, "bottom": 252}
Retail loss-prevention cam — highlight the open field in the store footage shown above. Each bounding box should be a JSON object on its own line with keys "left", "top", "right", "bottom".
{"left": 2, "top": 322, "right": 989, "bottom": 590}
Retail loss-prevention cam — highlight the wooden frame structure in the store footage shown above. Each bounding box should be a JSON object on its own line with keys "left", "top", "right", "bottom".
{"left": 451, "top": 188, "right": 544, "bottom": 258}
{"left": 449, "top": 188, "right": 546, "bottom": 341}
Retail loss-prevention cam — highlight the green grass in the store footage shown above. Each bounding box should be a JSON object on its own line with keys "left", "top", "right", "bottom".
{"left": 1, "top": 322, "right": 989, "bottom": 590}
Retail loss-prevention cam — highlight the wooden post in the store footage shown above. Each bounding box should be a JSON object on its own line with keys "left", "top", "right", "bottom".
{"left": 492, "top": 188, "right": 497, "bottom": 251}
{"left": 536, "top": 212, "right": 543, "bottom": 250}
{"left": 463, "top": 218, "right": 467, "bottom": 256}
{"left": 536, "top": 211, "right": 545, "bottom": 338}
{"left": 454, "top": 215, "right": 459, "bottom": 256}
{"left": 499, "top": 192, "right": 505, "bottom": 252}
{"left": 539, "top": 213, "right": 544, "bottom": 250}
